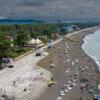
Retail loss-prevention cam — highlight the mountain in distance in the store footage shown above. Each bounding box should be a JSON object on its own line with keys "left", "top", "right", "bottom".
{"left": 0, "top": 18, "right": 43, "bottom": 24}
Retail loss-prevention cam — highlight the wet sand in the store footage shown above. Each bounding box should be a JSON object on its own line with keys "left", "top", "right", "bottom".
{"left": 37, "top": 27, "right": 100, "bottom": 100}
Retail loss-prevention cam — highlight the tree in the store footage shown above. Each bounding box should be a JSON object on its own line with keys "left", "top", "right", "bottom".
{"left": 15, "top": 30, "right": 29, "bottom": 51}
{"left": 60, "top": 27, "right": 67, "bottom": 35}
{"left": 0, "top": 32, "right": 11, "bottom": 69}
{"left": 42, "top": 25, "right": 55, "bottom": 39}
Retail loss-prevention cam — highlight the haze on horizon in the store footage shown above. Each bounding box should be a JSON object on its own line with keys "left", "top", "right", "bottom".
{"left": 0, "top": 0, "right": 100, "bottom": 21}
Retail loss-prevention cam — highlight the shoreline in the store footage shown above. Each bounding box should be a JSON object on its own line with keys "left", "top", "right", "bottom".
{"left": 82, "top": 30, "right": 100, "bottom": 70}
{"left": 37, "top": 26, "right": 100, "bottom": 100}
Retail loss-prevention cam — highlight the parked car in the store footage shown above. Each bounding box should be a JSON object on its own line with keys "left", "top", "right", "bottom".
{"left": 7, "top": 65, "right": 14, "bottom": 68}
{"left": 35, "top": 52, "right": 41, "bottom": 56}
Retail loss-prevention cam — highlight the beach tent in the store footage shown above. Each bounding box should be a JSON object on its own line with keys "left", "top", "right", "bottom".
{"left": 35, "top": 39, "right": 42, "bottom": 44}
{"left": 28, "top": 38, "right": 44, "bottom": 48}
{"left": 28, "top": 39, "right": 36, "bottom": 44}
{"left": 28, "top": 39, "right": 42, "bottom": 45}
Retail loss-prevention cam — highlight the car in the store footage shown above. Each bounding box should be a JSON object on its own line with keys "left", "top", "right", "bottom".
{"left": 35, "top": 52, "right": 41, "bottom": 56}
{"left": 7, "top": 65, "right": 14, "bottom": 68}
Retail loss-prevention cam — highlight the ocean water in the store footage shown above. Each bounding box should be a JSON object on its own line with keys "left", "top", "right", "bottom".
{"left": 82, "top": 29, "right": 100, "bottom": 70}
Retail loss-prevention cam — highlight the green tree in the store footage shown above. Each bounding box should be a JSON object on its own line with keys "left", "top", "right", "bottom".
{"left": 0, "top": 32, "right": 11, "bottom": 69}
{"left": 42, "top": 25, "right": 55, "bottom": 39}
{"left": 15, "top": 30, "right": 29, "bottom": 51}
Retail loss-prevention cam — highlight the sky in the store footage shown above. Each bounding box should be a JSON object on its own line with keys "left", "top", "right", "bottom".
{"left": 0, "top": 0, "right": 100, "bottom": 21}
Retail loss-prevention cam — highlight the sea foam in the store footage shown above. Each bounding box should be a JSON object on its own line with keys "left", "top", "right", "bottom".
{"left": 82, "top": 29, "right": 100, "bottom": 70}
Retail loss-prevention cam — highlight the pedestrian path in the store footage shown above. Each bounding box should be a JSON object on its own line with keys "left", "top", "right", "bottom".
{"left": 17, "top": 67, "right": 52, "bottom": 100}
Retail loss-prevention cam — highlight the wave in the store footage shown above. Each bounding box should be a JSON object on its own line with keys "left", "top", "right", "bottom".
{"left": 82, "top": 29, "right": 100, "bottom": 70}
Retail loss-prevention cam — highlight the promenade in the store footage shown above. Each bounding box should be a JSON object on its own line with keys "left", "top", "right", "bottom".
{"left": 0, "top": 48, "right": 52, "bottom": 100}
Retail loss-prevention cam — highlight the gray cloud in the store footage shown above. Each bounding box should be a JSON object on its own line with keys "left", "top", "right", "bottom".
{"left": 0, "top": 0, "right": 100, "bottom": 21}
{"left": 18, "top": 0, "right": 45, "bottom": 7}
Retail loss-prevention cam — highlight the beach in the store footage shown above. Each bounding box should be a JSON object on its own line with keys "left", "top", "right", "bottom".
{"left": 37, "top": 27, "right": 100, "bottom": 100}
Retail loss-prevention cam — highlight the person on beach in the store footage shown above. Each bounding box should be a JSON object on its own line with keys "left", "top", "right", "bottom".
{"left": 40, "top": 72, "right": 43, "bottom": 75}
{"left": 0, "top": 88, "right": 2, "bottom": 92}
{"left": 13, "top": 81, "right": 16, "bottom": 86}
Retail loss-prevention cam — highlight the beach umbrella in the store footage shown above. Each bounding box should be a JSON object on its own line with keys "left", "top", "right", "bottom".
{"left": 65, "top": 89, "right": 69, "bottom": 92}
{"left": 67, "top": 59, "right": 70, "bottom": 62}
{"left": 57, "top": 96, "right": 63, "bottom": 100}
{"left": 66, "top": 70, "right": 69, "bottom": 73}
{"left": 60, "top": 91, "right": 65, "bottom": 96}
{"left": 72, "top": 61, "right": 75, "bottom": 66}
{"left": 50, "top": 63, "right": 56, "bottom": 68}
{"left": 75, "top": 59, "right": 79, "bottom": 63}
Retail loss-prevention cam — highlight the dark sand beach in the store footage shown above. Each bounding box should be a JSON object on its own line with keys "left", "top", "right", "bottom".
{"left": 37, "top": 27, "right": 100, "bottom": 100}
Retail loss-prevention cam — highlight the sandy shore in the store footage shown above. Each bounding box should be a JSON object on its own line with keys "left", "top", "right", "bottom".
{"left": 37, "top": 27, "right": 100, "bottom": 100}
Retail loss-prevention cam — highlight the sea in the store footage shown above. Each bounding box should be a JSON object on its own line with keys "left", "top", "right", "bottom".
{"left": 82, "top": 29, "right": 100, "bottom": 70}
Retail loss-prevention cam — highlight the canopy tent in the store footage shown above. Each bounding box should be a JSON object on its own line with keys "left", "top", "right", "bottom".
{"left": 28, "top": 39, "right": 42, "bottom": 45}
{"left": 35, "top": 39, "right": 42, "bottom": 44}
{"left": 28, "top": 39, "right": 35, "bottom": 44}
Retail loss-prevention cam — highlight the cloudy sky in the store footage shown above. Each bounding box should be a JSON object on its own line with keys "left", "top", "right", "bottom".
{"left": 0, "top": 0, "right": 100, "bottom": 21}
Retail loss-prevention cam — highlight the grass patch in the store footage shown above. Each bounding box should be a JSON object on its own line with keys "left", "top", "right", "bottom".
{"left": 8, "top": 48, "right": 32, "bottom": 58}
